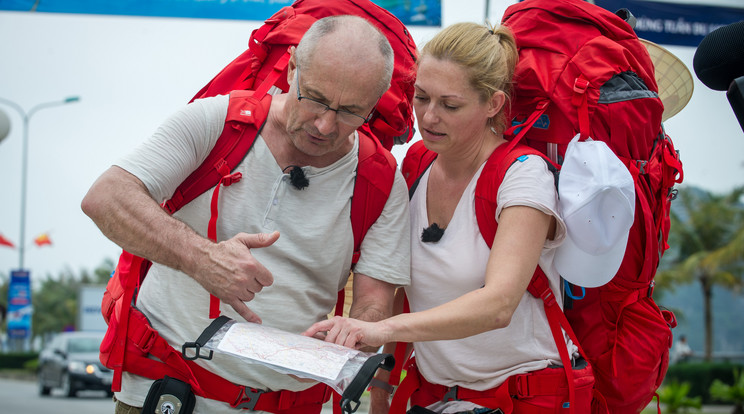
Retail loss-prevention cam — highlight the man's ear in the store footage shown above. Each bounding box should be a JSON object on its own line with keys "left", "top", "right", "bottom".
{"left": 287, "top": 46, "right": 297, "bottom": 85}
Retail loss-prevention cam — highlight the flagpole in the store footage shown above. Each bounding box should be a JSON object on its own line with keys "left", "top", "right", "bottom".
{"left": 0, "top": 96, "right": 80, "bottom": 270}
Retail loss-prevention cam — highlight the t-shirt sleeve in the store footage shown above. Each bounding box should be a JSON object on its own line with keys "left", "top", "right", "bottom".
{"left": 115, "top": 94, "right": 229, "bottom": 203}
{"left": 496, "top": 155, "right": 566, "bottom": 248}
{"left": 353, "top": 169, "right": 412, "bottom": 286}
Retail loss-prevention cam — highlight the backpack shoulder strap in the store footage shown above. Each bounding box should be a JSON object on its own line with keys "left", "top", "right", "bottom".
{"left": 163, "top": 91, "right": 271, "bottom": 214}
{"left": 474, "top": 142, "right": 584, "bottom": 414}
{"left": 474, "top": 142, "right": 554, "bottom": 248}
{"left": 350, "top": 131, "right": 397, "bottom": 266}
{"left": 401, "top": 140, "right": 437, "bottom": 193}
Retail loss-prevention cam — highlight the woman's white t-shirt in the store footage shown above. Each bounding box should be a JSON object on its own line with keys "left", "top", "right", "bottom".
{"left": 407, "top": 154, "right": 571, "bottom": 391}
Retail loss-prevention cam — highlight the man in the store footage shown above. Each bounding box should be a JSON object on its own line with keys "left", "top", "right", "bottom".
{"left": 82, "top": 15, "right": 410, "bottom": 413}
{"left": 671, "top": 334, "right": 693, "bottom": 364}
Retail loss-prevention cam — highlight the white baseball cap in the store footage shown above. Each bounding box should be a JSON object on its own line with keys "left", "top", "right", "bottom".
{"left": 554, "top": 134, "right": 635, "bottom": 288}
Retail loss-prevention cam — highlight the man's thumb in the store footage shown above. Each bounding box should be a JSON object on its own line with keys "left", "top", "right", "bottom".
{"left": 239, "top": 231, "right": 280, "bottom": 249}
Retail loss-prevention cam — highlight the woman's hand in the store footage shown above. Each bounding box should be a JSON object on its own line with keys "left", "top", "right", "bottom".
{"left": 303, "top": 316, "right": 387, "bottom": 349}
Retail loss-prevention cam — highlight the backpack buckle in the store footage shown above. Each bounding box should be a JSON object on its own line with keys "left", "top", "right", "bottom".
{"left": 233, "top": 387, "right": 264, "bottom": 410}
{"left": 647, "top": 281, "right": 655, "bottom": 297}
{"left": 221, "top": 172, "right": 243, "bottom": 187}
{"left": 573, "top": 77, "right": 589, "bottom": 94}
{"left": 181, "top": 341, "right": 214, "bottom": 361}
{"left": 443, "top": 385, "right": 459, "bottom": 402}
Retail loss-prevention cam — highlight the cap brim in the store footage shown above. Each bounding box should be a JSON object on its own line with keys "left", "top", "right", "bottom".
{"left": 553, "top": 229, "right": 629, "bottom": 288}
{"left": 640, "top": 38, "right": 694, "bottom": 122}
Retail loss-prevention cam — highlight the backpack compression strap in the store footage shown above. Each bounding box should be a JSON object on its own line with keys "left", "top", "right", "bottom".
{"left": 350, "top": 131, "right": 397, "bottom": 265}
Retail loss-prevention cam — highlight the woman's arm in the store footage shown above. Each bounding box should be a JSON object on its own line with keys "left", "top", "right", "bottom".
{"left": 304, "top": 205, "right": 554, "bottom": 347}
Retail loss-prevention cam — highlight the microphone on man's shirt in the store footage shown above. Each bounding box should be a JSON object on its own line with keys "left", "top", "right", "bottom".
{"left": 283, "top": 165, "right": 309, "bottom": 190}
{"left": 693, "top": 21, "right": 744, "bottom": 133}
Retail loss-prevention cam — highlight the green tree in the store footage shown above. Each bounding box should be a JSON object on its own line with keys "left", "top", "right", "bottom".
{"left": 656, "top": 186, "right": 744, "bottom": 361}
{"left": 31, "top": 259, "right": 114, "bottom": 344}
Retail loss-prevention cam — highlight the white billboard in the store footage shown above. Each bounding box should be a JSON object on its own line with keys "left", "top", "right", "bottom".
{"left": 78, "top": 285, "right": 107, "bottom": 332}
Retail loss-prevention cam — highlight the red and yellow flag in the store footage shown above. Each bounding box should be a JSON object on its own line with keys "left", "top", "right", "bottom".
{"left": 0, "top": 233, "right": 15, "bottom": 248}
{"left": 34, "top": 233, "right": 52, "bottom": 247}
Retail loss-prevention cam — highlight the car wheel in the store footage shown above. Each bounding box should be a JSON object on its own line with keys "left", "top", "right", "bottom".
{"left": 61, "top": 372, "right": 77, "bottom": 398}
{"left": 38, "top": 376, "right": 51, "bottom": 396}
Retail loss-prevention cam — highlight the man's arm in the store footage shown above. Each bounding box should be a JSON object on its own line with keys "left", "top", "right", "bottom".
{"left": 81, "top": 165, "right": 276, "bottom": 323}
{"left": 347, "top": 272, "right": 396, "bottom": 352}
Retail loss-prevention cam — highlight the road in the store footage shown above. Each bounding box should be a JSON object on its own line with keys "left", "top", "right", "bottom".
{"left": 0, "top": 377, "right": 114, "bottom": 414}
{"left": 0, "top": 376, "right": 367, "bottom": 414}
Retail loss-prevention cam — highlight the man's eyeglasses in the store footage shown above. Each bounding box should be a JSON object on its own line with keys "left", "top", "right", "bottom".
{"left": 295, "top": 67, "right": 373, "bottom": 127}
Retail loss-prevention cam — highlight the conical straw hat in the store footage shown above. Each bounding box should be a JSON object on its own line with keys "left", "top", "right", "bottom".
{"left": 641, "top": 38, "right": 694, "bottom": 122}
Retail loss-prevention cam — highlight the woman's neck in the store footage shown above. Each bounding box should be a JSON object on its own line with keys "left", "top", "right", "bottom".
{"left": 434, "top": 129, "right": 506, "bottom": 181}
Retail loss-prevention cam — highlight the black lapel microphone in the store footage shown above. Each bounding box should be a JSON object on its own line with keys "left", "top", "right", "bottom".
{"left": 283, "top": 165, "right": 309, "bottom": 190}
{"left": 421, "top": 223, "right": 445, "bottom": 243}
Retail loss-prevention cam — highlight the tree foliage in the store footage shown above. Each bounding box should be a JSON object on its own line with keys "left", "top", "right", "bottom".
{"left": 656, "top": 186, "right": 744, "bottom": 360}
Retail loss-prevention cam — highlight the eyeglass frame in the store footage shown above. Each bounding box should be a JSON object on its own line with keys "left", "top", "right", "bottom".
{"left": 295, "top": 66, "right": 375, "bottom": 126}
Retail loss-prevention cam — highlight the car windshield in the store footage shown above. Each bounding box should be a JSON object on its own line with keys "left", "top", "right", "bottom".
{"left": 68, "top": 337, "right": 101, "bottom": 353}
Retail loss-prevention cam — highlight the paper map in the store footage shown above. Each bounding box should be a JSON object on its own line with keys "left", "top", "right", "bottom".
{"left": 217, "top": 322, "right": 361, "bottom": 381}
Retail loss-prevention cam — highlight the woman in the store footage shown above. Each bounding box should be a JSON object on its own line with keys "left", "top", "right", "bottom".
{"left": 304, "top": 22, "right": 593, "bottom": 414}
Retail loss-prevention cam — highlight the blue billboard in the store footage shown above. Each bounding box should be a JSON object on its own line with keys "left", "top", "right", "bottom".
{"left": 0, "top": 0, "right": 441, "bottom": 26}
{"left": 594, "top": 0, "right": 744, "bottom": 47}
{"left": 7, "top": 270, "right": 32, "bottom": 340}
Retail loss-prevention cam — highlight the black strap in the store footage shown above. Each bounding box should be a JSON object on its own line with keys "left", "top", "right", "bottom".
{"left": 340, "top": 353, "right": 395, "bottom": 413}
{"left": 182, "top": 315, "right": 233, "bottom": 361}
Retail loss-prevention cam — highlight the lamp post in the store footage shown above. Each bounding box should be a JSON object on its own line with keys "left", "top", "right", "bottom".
{"left": 0, "top": 96, "right": 80, "bottom": 270}
{"left": 0, "top": 96, "right": 80, "bottom": 352}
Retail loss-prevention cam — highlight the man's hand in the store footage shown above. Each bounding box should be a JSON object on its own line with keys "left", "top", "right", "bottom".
{"left": 192, "top": 231, "right": 280, "bottom": 323}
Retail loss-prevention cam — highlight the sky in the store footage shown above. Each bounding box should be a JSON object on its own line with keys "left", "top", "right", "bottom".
{"left": 1, "top": 0, "right": 743, "bottom": 284}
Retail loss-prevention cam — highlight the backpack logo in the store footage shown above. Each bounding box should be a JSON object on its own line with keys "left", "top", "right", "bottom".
{"left": 156, "top": 394, "right": 182, "bottom": 414}
{"left": 240, "top": 109, "right": 252, "bottom": 117}
{"left": 534, "top": 114, "right": 550, "bottom": 130}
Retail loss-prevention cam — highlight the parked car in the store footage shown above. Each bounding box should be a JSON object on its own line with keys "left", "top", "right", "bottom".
{"left": 37, "top": 331, "right": 113, "bottom": 397}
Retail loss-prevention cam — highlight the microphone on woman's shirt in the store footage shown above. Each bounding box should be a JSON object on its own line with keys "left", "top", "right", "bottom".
{"left": 421, "top": 223, "right": 445, "bottom": 242}
{"left": 283, "top": 165, "right": 309, "bottom": 190}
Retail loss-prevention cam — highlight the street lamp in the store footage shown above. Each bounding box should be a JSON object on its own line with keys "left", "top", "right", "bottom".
{"left": 0, "top": 96, "right": 81, "bottom": 270}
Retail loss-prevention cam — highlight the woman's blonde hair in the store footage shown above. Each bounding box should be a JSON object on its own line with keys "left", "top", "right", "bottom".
{"left": 420, "top": 22, "right": 518, "bottom": 133}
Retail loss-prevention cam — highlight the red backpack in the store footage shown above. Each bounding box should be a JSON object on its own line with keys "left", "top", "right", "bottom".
{"left": 191, "top": 0, "right": 418, "bottom": 151}
{"left": 99, "top": 91, "right": 397, "bottom": 412}
{"left": 99, "top": 0, "right": 416, "bottom": 411}
{"left": 498, "top": 1, "right": 683, "bottom": 412}
{"left": 398, "top": 140, "right": 595, "bottom": 414}
{"left": 391, "top": 1, "right": 683, "bottom": 413}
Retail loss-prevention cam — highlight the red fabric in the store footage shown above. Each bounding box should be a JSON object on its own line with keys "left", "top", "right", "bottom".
{"left": 190, "top": 0, "right": 418, "bottom": 151}
{"left": 0, "top": 233, "right": 15, "bottom": 248}
{"left": 500, "top": 1, "right": 684, "bottom": 412}
{"left": 391, "top": 358, "right": 594, "bottom": 414}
